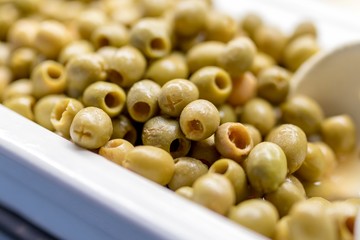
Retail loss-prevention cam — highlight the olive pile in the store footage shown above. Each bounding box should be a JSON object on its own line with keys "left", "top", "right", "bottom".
{"left": 0, "top": 0, "right": 358, "bottom": 239}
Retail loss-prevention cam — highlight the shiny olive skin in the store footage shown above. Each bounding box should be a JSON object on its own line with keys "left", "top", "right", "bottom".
{"left": 172, "top": 0, "right": 207, "bottom": 37}
{"left": 279, "top": 198, "right": 338, "bottom": 240}
{"left": 142, "top": 116, "right": 191, "bottom": 158}
{"left": 244, "top": 124, "right": 262, "bottom": 146}
{"left": 257, "top": 66, "right": 291, "bottom": 104}
{"left": 106, "top": 46, "right": 147, "bottom": 88}
{"left": 266, "top": 124, "right": 308, "bottom": 174}
{"left": 175, "top": 186, "right": 194, "bottom": 200}
{"left": 82, "top": 81, "right": 126, "bottom": 118}
{"left": 158, "top": 78, "right": 199, "bottom": 117}
{"left": 50, "top": 98, "right": 84, "bottom": 138}
{"left": 321, "top": 115, "right": 357, "bottom": 155}
{"left": 33, "top": 94, "right": 66, "bottom": 131}
{"left": 70, "top": 107, "right": 113, "bottom": 150}
{"left": 215, "top": 122, "right": 253, "bottom": 163}
{"left": 192, "top": 173, "right": 235, "bottom": 215}
{"left": 91, "top": 23, "right": 129, "bottom": 49}
{"left": 126, "top": 79, "right": 161, "bottom": 122}
{"left": 2, "top": 78, "right": 33, "bottom": 101}
{"left": 31, "top": 60, "right": 67, "bottom": 99}
{"left": 179, "top": 99, "right": 220, "bottom": 141}
{"left": 254, "top": 25, "right": 287, "bottom": 62}
{"left": 3, "top": 95, "right": 35, "bottom": 121}
{"left": 313, "top": 141, "right": 337, "bottom": 177}
{"left": 186, "top": 41, "right": 225, "bottom": 74}
{"left": 58, "top": 40, "right": 94, "bottom": 65}
{"left": 240, "top": 98, "right": 276, "bottom": 136}
{"left": 250, "top": 51, "right": 276, "bottom": 76}
{"left": 295, "top": 142, "right": 326, "bottom": 182}
{"left": 122, "top": 145, "right": 175, "bottom": 186}
{"left": 228, "top": 199, "right": 279, "bottom": 238}
{"left": 283, "top": 35, "right": 319, "bottom": 72}
{"left": 244, "top": 142, "right": 287, "bottom": 194}
{"left": 111, "top": 115, "right": 137, "bottom": 145}
{"left": 65, "top": 53, "right": 107, "bottom": 98}
{"left": 265, "top": 175, "right": 306, "bottom": 217}
{"left": 99, "top": 139, "right": 134, "bottom": 166}
{"left": 209, "top": 158, "right": 248, "bottom": 203}
{"left": 168, "top": 157, "right": 208, "bottom": 191}
{"left": 204, "top": 10, "right": 237, "bottom": 43}
{"left": 190, "top": 66, "right": 232, "bottom": 106}
{"left": 281, "top": 95, "right": 324, "bottom": 136}
{"left": 129, "top": 18, "right": 171, "bottom": 59}
{"left": 218, "top": 36, "right": 257, "bottom": 77}
{"left": 145, "top": 52, "right": 189, "bottom": 86}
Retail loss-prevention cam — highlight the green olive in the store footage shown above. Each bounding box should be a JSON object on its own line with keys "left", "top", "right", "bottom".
{"left": 34, "top": 94, "right": 66, "bottom": 131}
{"left": 218, "top": 104, "right": 237, "bottom": 124}
{"left": 204, "top": 10, "right": 237, "bottom": 43}
{"left": 70, "top": 107, "right": 113, "bottom": 149}
{"left": 3, "top": 95, "right": 36, "bottom": 121}
{"left": 122, "top": 145, "right": 175, "bottom": 186}
{"left": 186, "top": 41, "right": 225, "bottom": 74}
{"left": 228, "top": 199, "right": 279, "bottom": 238}
{"left": 76, "top": 9, "right": 108, "bottom": 40}
{"left": 142, "top": 116, "right": 191, "bottom": 158}
{"left": 58, "top": 40, "right": 94, "bottom": 65}
{"left": 321, "top": 115, "right": 357, "bottom": 155}
{"left": 281, "top": 94, "right": 324, "bottom": 136}
{"left": 257, "top": 66, "right": 291, "bottom": 104}
{"left": 2, "top": 78, "right": 33, "bottom": 101}
{"left": 50, "top": 97, "right": 84, "bottom": 138}
{"left": 82, "top": 81, "right": 126, "bottom": 118}
{"left": 243, "top": 124, "right": 262, "bottom": 146}
{"left": 111, "top": 115, "right": 137, "bottom": 145}
{"left": 295, "top": 142, "right": 327, "bottom": 182}
{"left": 145, "top": 52, "right": 189, "bottom": 86}
{"left": 126, "top": 79, "right": 161, "bottom": 122}
{"left": 265, "top": 175, "right": 306, "bottom": 217}
{"left": 190, "top": 66, "right": 232, "bottom": 106}
{"left": 31, "top": 60, "right": 67, "bottom": 99}
{"left": 192, "top": 173, "right": 235, "bottom": 215}
{"left": 0, "top": 66, "right": 12, "bottom": 101}
{"left": 99, "top": 139, "right": 134, "bottom": 166}
{"left": 9, "top": 47, "right": 37, "bottom": 80}
{"left": 7, "top": 18, "right": 39, "bottom": 49}
{"left": 179, "top": 99, "right": 220, "bottom": 141}
{"left": 240, "top": 97, "right": 276, "bottom": 136}
{"left": 65, "top": 53, "right": 107, "bottom": 98}
{"left": 91, "top": 23, "right": 129, "bottom": 49}
{"left": 250, "top": 51, "right": 276, "bottom": 76}
{"left": 266, "top": 124, "right": 308, "bottom": 174}
{"left": 209, "top": 158, "right": 248, "bottom": 203}
{"left": 244, "top": 142, "right": 287, "bottom": 194}
{"left": 175, "top": 186, "right": 194, "bottom": 200}
{"left": 240, "top": 13, "right": 263, "bottom": 39}
{"left": 282, "top": 35, "right": 319, "bottom": 71}
{"left": 158, "top": 78, "right": 199, "bottom": 117}
{"left": 168, "top": 157, "right": 208, "bottom": 191}
{"left": 129, "top": 18, "right": 171, "bottom": 59}
{"left": 218, "top": 36, "right": 257, "bottom": 77}
{"left": 107, "top": 46, "right": 147, "bottom": 88}
{"left": 313, "top": 141, "right": 337, "bottom": 177}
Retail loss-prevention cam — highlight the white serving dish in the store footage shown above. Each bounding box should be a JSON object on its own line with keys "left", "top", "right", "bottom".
{"left": 1, "top": 1, "right": 360, "bottom": 239}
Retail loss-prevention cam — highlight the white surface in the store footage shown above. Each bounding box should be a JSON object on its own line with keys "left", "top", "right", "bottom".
{"left": 1, "top": 1, "right": 360, "bottom": 240}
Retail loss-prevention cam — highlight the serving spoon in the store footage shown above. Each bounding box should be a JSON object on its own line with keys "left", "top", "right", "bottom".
{"left": 290, "top": 41, "right": 360, "bottom": 238}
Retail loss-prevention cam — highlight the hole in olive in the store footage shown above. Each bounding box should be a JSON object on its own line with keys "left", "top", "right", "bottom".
{"left": 97, "top": 36, "right": 110, "bottom": 48}
{"left": 345, "top": 216, "right": 355, "bottom": 234}
{"left": 123, "top": 130, "right": 136, "bottom": 144}
{"left": 171, "top": 138, "right": 185, "bottom": 154}
{"left": 214, "top": 74, "right": 228, "bottom": 90}
{"left": 104, "top": 92, "right": 120, "bottom": 108}
{"left": 213, "top": 162, "right": 229, "bottom": 174}
{"left": 47, "top": 66, "right": 62, "bottom": 79}
{"left": 188, "top": 119, "right": 203, "bottom": 134}
{"left": 107, "top": 69, "right": 123, "bottom": 85}
{"left": 228, "top": 125, "right": 250, "bottom": 149}
{"left": 150, "top": 37, "right": 166, "bottom": 51}
{"left": 133, "top": 102, "right": 150, "bottom": 119}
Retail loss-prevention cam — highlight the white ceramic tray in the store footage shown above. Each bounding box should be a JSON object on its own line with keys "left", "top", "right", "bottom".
{"left": 1, "top": 1, "right": 360, "bottom": 239}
